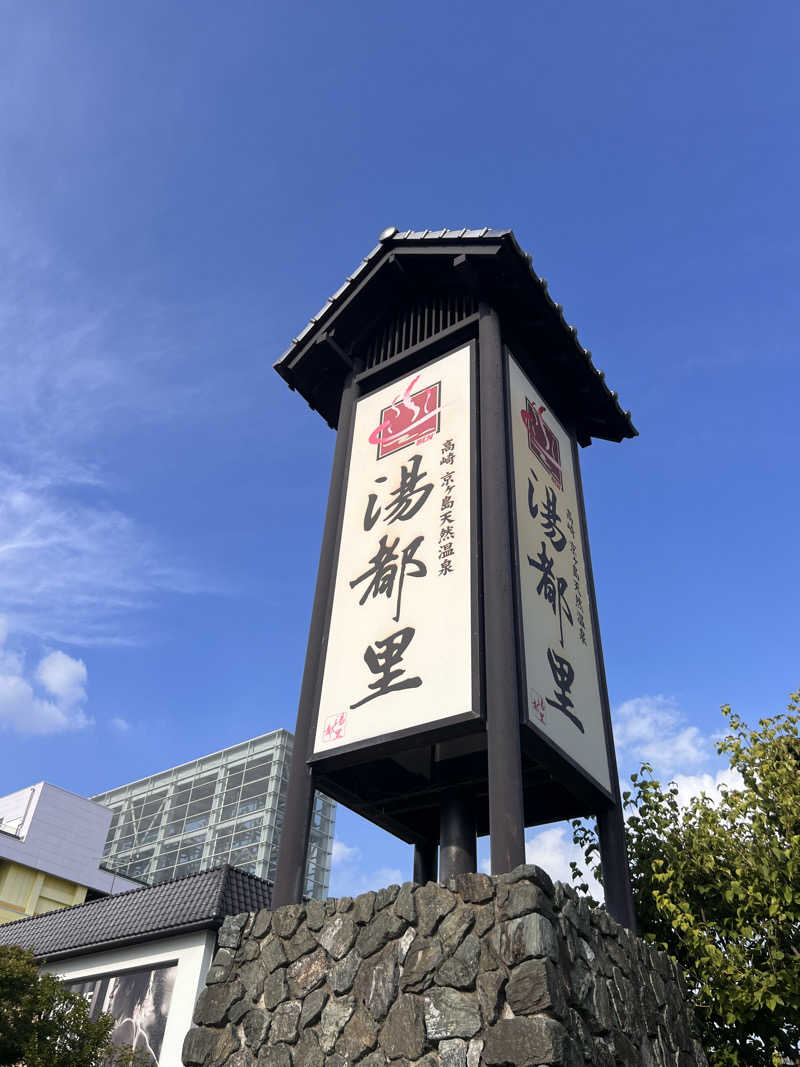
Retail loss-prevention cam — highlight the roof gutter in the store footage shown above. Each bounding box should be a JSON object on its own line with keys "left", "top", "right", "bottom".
{"left": 33, "top": 917, "right": 224, "bottom": 965}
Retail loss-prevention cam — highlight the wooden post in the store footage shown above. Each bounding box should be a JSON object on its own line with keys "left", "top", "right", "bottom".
{"left": 272, "top": 368, "right": 359, "bottom": 907}
{"left": 479, "top": 303, "right": 526, "bottom": 876}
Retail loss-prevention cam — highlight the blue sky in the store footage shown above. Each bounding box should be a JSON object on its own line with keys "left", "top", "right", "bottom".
{"left": 0, "top": 1, "right": 797, "bottom": 895}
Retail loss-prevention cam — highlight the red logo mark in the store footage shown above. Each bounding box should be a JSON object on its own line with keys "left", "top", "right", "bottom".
{"left": 323, "top": 712, "right": 347, "bottom": 742}
{"left": 530, "top": 690, "right": 546, "bottom": 725}
{"left": 370, "top": 376, "right": 441, "bottom": 460}
{"left": 521, "top": 400, "right": 563, "bottom": 490}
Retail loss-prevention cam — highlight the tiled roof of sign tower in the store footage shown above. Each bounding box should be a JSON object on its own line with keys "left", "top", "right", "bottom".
{"left": 0, "top": 865, "right": 271, "bottom": 961}
{"left": 275, "top": 227, "right": 636, "bottom": 445}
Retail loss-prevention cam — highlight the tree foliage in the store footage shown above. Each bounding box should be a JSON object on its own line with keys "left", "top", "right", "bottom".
{"left": 572, "top": 692, "right": 800, "bottom": 1067}
{"left": 0, "top": 945, "right": 148, "bottom": 1067}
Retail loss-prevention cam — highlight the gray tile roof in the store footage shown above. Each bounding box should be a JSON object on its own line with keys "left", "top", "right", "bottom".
{"left": 0, "top": 865, "right": 271, "bottom": 961}
{"left": 275, "top": 227, "right": 636, "bottom": 444}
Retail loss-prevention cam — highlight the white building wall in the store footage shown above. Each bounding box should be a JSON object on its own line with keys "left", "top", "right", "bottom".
{"left": 42, "top": 929, "right": 217, "bottom": 1067}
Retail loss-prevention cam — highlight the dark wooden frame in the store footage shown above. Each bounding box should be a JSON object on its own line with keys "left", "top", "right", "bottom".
{"left": 306, "top": 339, "right": 484, "bottom": 773}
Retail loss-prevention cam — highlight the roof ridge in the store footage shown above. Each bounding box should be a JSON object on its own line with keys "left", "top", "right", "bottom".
{"left": 0, "top": 863, "right": 258, "bottom": 932}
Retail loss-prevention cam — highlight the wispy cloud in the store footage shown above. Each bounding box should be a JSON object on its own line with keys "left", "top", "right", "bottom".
{"left": 0, "top": 207, "right": 225, "bottom": 648}
{"left": 613, "top": 694, "right": 707, "bottom": 778}
{"left": 0, "top": 465, "right": 202, "bottom": 646}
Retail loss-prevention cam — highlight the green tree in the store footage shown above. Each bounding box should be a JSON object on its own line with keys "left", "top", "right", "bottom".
{"left": 572, "top": 692, "right": 800, "bottom": 1067}
{"left": 0, "top": 945, "right": 148, "bottom": 1067}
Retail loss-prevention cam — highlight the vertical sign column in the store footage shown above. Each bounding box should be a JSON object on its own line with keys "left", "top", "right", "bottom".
{"left": 314, "top": 344, "right": 476, "bottom": 757}
{"left": 507, "top": 351, "right": 613, "bottom": 796}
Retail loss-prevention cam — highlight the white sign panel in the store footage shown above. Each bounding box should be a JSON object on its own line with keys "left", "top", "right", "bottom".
{"left": 507, "top": 351, "right": 612, "bottom": 793}
{"left": 314, "top": 345, "right": 474, "bottom": 755}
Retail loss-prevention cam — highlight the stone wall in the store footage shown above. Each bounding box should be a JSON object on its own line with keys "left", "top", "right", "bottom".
{"left": 183, "top": 865, "right": 707, "bottom": 1067}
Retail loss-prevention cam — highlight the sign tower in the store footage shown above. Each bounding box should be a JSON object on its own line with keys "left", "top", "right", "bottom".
{"left": 272, "top": 228, "right": 637, "bottom": 928}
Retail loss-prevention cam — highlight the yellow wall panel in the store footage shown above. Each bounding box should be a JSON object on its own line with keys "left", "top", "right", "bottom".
{"left": 0, "top": 860, "right": 87, "bottom": 924}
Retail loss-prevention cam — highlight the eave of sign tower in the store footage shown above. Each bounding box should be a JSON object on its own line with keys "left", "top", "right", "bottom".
{"left": 274, "top": 228, "right": 637, "bottom": 447}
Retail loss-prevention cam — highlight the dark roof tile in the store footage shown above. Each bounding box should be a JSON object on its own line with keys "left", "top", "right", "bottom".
{"left": 0, "top": 865, "right": 271, "bottom": 961}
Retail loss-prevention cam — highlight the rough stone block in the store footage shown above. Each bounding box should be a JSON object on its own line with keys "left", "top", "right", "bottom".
{"left": 497, "top": 863, "right": 554, "bottom": 897}
{"left": 285, "top": 923, "right": 317, "bottom": 963}
{"left": 400, "top": 936, "right": 443, "bottom": 993}
{"left": 473, "top": 902, "right": 494, "bottom": 938}
{"left": 305, "top": 898, "right": 326, "bottom": 931}
{"left": 210, "top": 1023, "right": 241, "bottom": 1065}
{"left": 287, "top": 947, "right": 327, "bottom": 998}
{"left": 270, "top": 1000, "right": 301, "bottom": 1045}
{"left": 316, "top": 912, "right": 357, "bottom": 960}
{"left": 353, "top": 890, "right": 377, "bottom": 925}
{"left": 476, "top": 968, "right": 505, "bottom": 1026}
{"left": 506, "top": 956, "right": 567, "bottom": 1018}
{"left": 435, "top": 933, "right": 480, "bottom": 989}
{"left": 354, "top": 940, "right": 399, "bottom": 1020}
{"left": 439, "top": 1038, "right": 467, "bottom": 1067}
{"left": 193, "top": 980, "right": 245, "bottom": 1027}
{"left": 261, "top": 935, "right": 287, "bottom": 974}
{"left": 239, "top": 958, "right": 266, "bottom": 1002}
{"left": 497, "top": 912, "right": 559, "bottom": 965}
{"left": 330, "top": 947, "right": 362, "bottom": 994}
{"left": 497, "top": 880, "right": 553, "bottom": 921}
{"left": 236, "top": 939, "right": 261, "bottom": 963}
{"left": 243, "top": 1008, "right": 270, "bottom": 1051}
{"left": 182, "top": 1026, "right": 217, "bottom": 1066}
{"left": 416, "top": 882, "right": 456, "bottom": 936}
{"left": 379, "top": 993, "right": 427, "bottom": 1061}
{"left": 225, "top": 1051, "right": 257, "bottom": 1067}
{"left": 218, "top": 913, "right": 249, "bottom": 949}
{"left": 257, "top": 1042, "right": 291, "bottom": 1067}
{"left": 361, "top": 1050, "right": 388, "bottom": 1067}
{"left": 293, "top": 1030, "right": 323, "bottom": 1067}
{"left": 262, "top": 967, "right": 287, "bottom": 1011}
{"left": 356, "top": 906, "right": 406, "bottom": 958}
{"left": 439, "top": 902, "right": 475, "bottom": 956}
{"left": 394, "top": 882, "right": 417, "bottom": 922}
{"left": 319, "top": 995, "right": 355, "bottom": 1053}
{"left": 272, "top": 904, "right": 304, "bottom": 940}
{"left": 335, "top": 1004, "right": 379, "bottom": 1061}
{"left": 299, "top": 987, "right": 328, "bottom": 1030}
{"left": 483, "top": 1015, "right": 569, "bottom": 1065}
{"left": 423, "top": 987, "right": 481, "bottom": 1040}
{"left": 375, "top": 884, "right": 400, "bottom": 910}
{"left": 453, "top": 872, "right": 494, "bottom": 903}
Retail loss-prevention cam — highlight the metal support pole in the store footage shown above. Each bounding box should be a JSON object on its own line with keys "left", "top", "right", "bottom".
{"left": 413, "top": 840, "right": 438, "bottom": 885}
{"left": 272, "top": 369, "right": 359, "bottom": 907}
{"left": 478, "top": 303, "right": 527, "bottom": 876}
{"left": 570, "top": 435, "right": 636, "bottom": 932}
{"left": 438, "top": 789, "right": 476, "bottom": 881}
{"left": 597, "top": 806, "right": 636, "bottom": 930}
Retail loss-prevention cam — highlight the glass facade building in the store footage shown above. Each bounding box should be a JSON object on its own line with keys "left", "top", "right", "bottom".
{"left": 92, "top": 730, "right": 335, "bottom": 899}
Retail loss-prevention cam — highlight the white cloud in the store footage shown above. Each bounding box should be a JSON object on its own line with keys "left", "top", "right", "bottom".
{"left": 525, "top": 824, "right": 604, "bottom": 898}
{"left": 331, "top": 840, "right": 361, "bottom": 865}
{"left": 109, "top": 716, "right": 130, "bottom": 733}
{"left": 613, "top": 694, "right": 707, "bottom": 778}
{"left": 0, "top": 622, "right": 91, "bottom": 734}
{"left": 328, "top": 839, "right": 404, "bottom": 898}
{"left": 36, "top": 650, "right": 87, "bottom": 706}
{"left": 670, "top": 767, "right": 744, "bottom": 810}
